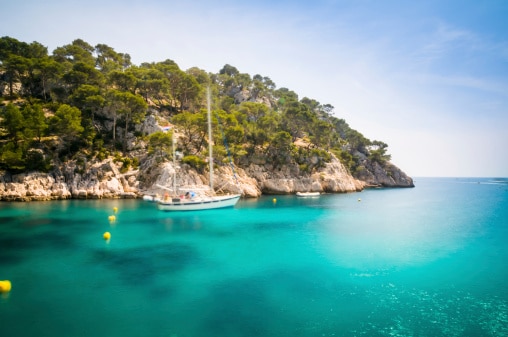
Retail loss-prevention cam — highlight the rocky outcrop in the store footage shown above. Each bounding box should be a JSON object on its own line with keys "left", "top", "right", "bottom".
{"left": 230, "top": 87, "right": 274, "bottom": 109}
{"left": 0, "top": 159, "right": 138, "bottom": 201}
{"left": 63, "top": 159, "right": 138, "bottom": 199}
{"left": 0, "top": 152, "right": 412, "bottom": 201}
{"left": 355, "top": 158, "right": 414, "bottom": 187}
{"left": 138, "top": 162, "right": 262, "bottom": 198}
{"left": 244, "top": 155, "right": 364, "bottom": 194}
{"left": 0, "top": 171, "right": 71, "bottom": 201}
{"left": 136, "top": 152, "right": 363, "bottom": 199}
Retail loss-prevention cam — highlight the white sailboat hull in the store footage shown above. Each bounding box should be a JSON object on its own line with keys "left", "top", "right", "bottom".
{"left": 157, "top": 194, "right": 241, "bottom": 211}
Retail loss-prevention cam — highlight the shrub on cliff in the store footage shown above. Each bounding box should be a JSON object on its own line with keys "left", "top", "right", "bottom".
{"left": 182, "top": 155, "right": 206, "bottom": 173}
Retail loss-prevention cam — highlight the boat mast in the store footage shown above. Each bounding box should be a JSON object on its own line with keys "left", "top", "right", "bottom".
{"left": 207, "top": 86, "right": 214, "bottom": 192}
{"left": 172, "top": 131, "right": 177, "bottom": 194}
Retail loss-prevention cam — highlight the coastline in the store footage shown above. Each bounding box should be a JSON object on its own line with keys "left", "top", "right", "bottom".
{"left": 0, "top": 156, "right": 414, "bottom": 202}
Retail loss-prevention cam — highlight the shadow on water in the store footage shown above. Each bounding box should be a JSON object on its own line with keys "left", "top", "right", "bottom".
{"left": 89, "top": 242, "right": 201, "bottom": 286}
{"left": 0, "top": 216, "right": 21, "bottom": 224}
{"left": 0, "top": 227, "right": 77, "bottom": 266}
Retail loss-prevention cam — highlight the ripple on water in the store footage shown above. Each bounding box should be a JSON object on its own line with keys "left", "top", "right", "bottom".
{"left": 358, "top": 284, "right": 508, "bottom": 337}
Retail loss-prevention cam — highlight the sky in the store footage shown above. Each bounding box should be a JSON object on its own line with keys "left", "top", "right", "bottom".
{"left": 2, "top": 0, "right": 507, "bottom": 177}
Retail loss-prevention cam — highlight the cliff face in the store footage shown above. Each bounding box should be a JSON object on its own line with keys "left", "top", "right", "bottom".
{"left": 0, "top": 152, "right": 413, "bottom": 201}
{"left": 0, "top": 159, "right": 138, "bottom": 201}
{"left": 243, "top": 155, "right": 364, "bottom": 195}
{"left": 353, "top": 154, "right": 415, "bottom": 188}
{"left": 124, "top": 152, "right": 365, "bottom": 199}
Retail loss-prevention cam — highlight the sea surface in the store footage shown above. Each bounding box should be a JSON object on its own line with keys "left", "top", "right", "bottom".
{"left": 1, "top": 177, "right": 507, "bottom": 337}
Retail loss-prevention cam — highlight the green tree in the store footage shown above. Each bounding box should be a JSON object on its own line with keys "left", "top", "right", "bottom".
{"left": 105, "top": 90, "right": 147, "bottom": 153}
{"left": 282, "top": 101, "right": 316, "bottom": 140}
{"left": 34, "top": 56, "right": 62, "bottom": 101}
{"left": 52, "top": 39, "right": 99, "bottom": 98}
{"left": 2, "top": 104, "right": 25, "bottom": 144}
{"left": 0, "top": 142, "right": 25, "bottom": 170}
{"left": 274, "top": 87, "right": 299, "bottom": 108}
{"left": 1, "top": 54, "right": 29, "bottom": 97}
{"left": 216, "top": 64, "right": 252, "bottom": 94}
{"left": 176, "top": 72, "right": 201, "bottom": 111}
{"left": 219, "top": 64, "right": 240, "bottom": 77}
{"left": 108, "top": 70, "right": 137, "bottom": 92}
{"left": 368, "top": 140, "right": 391, "bottom": 165}
{"left": 147, "top": 131, "right": 173, "bottom": 162}
{"left": 309, "top": 119, "right": 336, "bottom": 150}
{"left": 52, "top": 39, "right": 95, "bottom": 67}
{"left": 265, "top": 131, "right": 294, "bottom": 167}
{"left": 95, "top": 43, "right": 130, "bottom": 73}
{"left": 171, "top": 110, "right": 207, "bottom": 155}
{"left": 132, "top": 66, "right": 168, "bottom": 105}
{"left": 22, "top": 103, "right": 48, "bottom": 143}
{"left": 235, "top": 102, "right": 271, "bottom": 150}
{"left": 237, "top": 101, "right": 269, "bottom": 123}
{"left": 118, "top": 91, "right": 147, "bottom": 153}
{"left": 0, "top": 37, "right": 31, "bottom": 98}
{"left": 346, "top": 129, "right": 370, "bottom": 154}
{"left": 21, "top": 41, "right": 49, "bottom": 98}
{"left": 63, "top": 62, "right": 104, "bottom": 91}
{"left": 70, "top": 84, "right": 105, "bottom": 124}
{"left": 161, "top": 64, "right": 201, "bottom": 111}
{"left": 335, "top": 148, "right": 355, "bottom": 171}
{"left": 50, "top": 104, "right": 84, "bottom": 154}
{"left": 213, "top": 110, "right": 244, "bottom": 162}
{"left": 186, "top": 67, "right": 210, "bottom": 86}
{"left": 105, "top": 89, "right": 122, "bottom": 144}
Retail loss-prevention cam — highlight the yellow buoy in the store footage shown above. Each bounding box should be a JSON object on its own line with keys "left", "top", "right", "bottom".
{"left": 0, "top": 280, "right": 12, "bottom": 293}
{"left": 113, "top": 207, "right": 118, "bottom": 213}
{"left": 103, "top": 232, "right": 111, "bottom": 241}
{"left": 272, "top": 198, "right": 277, "bottom": 203}
{"left": 108, "top": 215, "right": 116, "bottom": 222}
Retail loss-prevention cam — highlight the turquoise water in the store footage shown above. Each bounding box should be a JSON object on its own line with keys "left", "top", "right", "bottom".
{"left": 1, "top": 177, "right": 507, "bottom": 337}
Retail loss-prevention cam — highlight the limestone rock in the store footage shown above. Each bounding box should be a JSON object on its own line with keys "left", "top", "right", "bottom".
{"left": 243, "top": 154, "right": 363, "bottom": 195}
{"left": 355, "top": 160, "right": 414, "bottom": 188}
{"left": 0, "top": 158, "right": 141, "bottom": 201}
{"left": 0, "top": 149, "right": 412, "bottom": 201}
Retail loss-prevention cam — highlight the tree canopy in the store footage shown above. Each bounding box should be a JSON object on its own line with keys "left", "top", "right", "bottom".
{"left": 0, "top": 36, "right": 390, "bottom": 175}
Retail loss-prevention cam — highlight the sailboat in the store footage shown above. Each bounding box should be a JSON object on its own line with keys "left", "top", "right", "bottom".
{"left": 157, "top": 88, "right": 241, "bottom": 211}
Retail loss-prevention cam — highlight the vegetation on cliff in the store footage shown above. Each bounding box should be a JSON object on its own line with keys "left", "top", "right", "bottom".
{"left": 0, "top": 36, "right": 394, "bottom": 181}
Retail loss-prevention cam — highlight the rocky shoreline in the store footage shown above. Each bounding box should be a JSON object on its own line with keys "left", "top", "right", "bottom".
{"left": 0, "top": 154, "right": 414, "bottom": 202}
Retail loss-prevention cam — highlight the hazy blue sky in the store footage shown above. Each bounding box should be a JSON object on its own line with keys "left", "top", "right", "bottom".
{"left": 2, "top": 0, "right": 507, "bottom": 177}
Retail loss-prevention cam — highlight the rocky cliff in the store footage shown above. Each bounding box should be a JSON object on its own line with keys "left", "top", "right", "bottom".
{"left": 0, "top": 159, "right": 138, "bottom": 201}
{"left": 0, "top": 151, "right": 413, "bottom": 201}
{"left": 353, "top": 151, "right": 415, "bottom": 188}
